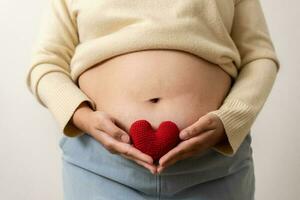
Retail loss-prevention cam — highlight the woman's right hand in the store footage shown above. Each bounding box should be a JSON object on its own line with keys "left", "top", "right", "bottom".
{"left": 71, "top": 101, "right": 157, "bottom": 174}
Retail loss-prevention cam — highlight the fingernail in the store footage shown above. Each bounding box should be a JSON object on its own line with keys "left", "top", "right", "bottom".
{"left": 157, "top": 167, "right": 163, "bottom": 174}
{"left": 121, "top": 135, "right": 130, "bottom": 143}
{"left": 148, "top": 158, "right": 153, "bottom": 164}
{"left": 151, "top": 169, "right": 156, "bottom": 174}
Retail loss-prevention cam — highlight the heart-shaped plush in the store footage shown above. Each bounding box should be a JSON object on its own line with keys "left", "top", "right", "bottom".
{"left": 129, "top": 119, "right": 181, "bottom": 162}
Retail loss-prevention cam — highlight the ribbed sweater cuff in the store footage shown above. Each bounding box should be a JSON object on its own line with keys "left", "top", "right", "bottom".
{"left": 37, "top": 71, "right": 96, "bottom": 137}
{"left": 207, "top": 98, "right": 256, "bottom": 157}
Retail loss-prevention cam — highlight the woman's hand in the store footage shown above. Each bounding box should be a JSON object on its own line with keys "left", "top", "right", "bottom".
{"left": 72, "top": 102, "right": 157, "bottom": 174}
{"left": 156, "top": 112, "right": 228, "bottom": 174}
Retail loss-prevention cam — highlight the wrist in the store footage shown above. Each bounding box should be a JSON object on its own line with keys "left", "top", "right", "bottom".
{"left": 72, "top": 101, "right": 94, "bottom": 132}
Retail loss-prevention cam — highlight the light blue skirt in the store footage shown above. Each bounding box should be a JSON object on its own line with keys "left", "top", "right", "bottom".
{"left": 59, "top": 131, "right": 255, "bottom": 200}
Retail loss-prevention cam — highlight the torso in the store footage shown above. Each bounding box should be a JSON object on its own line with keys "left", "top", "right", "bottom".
{"left": 78, "top": 49, "right": 232, "bottom": 133}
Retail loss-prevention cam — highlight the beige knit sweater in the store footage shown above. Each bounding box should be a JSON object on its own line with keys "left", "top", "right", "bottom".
{"left": 25, "top": 0, "right": 280, "bottom": 157}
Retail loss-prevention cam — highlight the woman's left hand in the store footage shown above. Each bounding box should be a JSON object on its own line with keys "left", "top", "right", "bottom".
{"left": 156, "top": 112, "right": 228, "bottom": 174}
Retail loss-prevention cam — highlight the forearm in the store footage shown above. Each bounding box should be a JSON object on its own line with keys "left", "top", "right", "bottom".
{"left": 37, "top": 71, "right": 96, "bottom": 137}
{"left": 71, "top": 101, "right": 95, "bottom": 134}
{"left": 208, "top": 58, "right": 279, "bottom": 156}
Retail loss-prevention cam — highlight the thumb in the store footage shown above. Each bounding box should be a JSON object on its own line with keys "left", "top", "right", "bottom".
{"left": 180, "top": 114, "right": 214, "bottom": 140}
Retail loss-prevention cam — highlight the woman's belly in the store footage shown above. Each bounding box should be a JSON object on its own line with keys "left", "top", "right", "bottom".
{"left": 78, "top": 49, "right": 232, "bottom": 133}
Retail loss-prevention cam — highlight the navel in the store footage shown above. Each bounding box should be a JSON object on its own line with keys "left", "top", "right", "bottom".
{"left": 148, "top": 97, "right": 161, "bottom": 104}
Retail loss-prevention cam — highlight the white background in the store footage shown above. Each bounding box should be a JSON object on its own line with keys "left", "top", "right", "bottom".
{"left": 0, "top": 0, "right": 299, "bottom": 199}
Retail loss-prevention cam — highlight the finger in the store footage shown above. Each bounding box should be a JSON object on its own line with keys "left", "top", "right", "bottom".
{"left": 179, "top": 114, "right": 215, "bottom": 140}
{"left": 97, "top": 117, "right": 130, "bottom": 143}
{"left": 92, "top": 129, "right": 124, "bottom": 153}
{"left": 159, "top": 157, "right": 179, "bottom": 171}
{"left": 180, "top": 129, "right": 215, "bottom": 152}
{"left": 160, "top": 131, "right": 213, "bottom": 166}
{"left": 158, "top": 154, "right": 182, "bottom": 173}
{"left": 121, "top": 154, "right": 157, "bottom": 174}
{"left": 159, "top": 141, "right": 188, "bottom": 166}
{"left": 159, "top": 148, "right": 199, "bottom": 172}
{"left": 170, "top": 150, "right": 197, "bottom": 166}
{"left": 174, "top": 149, "right": 198, "bottom": 163}
{"left": 157, "top": 152, "right": 187, "bottom": 173}
{"left": 92, "top": 129, "right": 153, "bottom": 164}
{"left": 113, "top": 140, "right": 154, "bottom": 164}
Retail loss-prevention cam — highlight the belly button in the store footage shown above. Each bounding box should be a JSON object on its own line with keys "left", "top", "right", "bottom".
{"left": 148, "top": 97, "right": 161, "bottom": 104}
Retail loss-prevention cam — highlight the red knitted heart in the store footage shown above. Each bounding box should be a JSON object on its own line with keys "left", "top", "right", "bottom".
{"left": 129, "top": 119, "right": 181, "bottom": 162}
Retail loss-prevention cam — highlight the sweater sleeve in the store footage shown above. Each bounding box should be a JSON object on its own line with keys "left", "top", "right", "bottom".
{"left": 208, "top": 0, "right": 281, "bottom": 157}
{"left": 25, "top": 0, "right": 96, "bottom": 137}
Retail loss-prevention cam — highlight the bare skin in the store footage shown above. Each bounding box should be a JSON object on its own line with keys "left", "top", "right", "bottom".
{"left": 73, "top": 49, "right": 232, "bottom": 174}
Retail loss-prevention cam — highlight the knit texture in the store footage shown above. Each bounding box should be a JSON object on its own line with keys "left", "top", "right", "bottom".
{"left": 25, "top": 0, "right": 280, "bottom": 157}
{"left": 129, "top": 120, "right": 181, "bottom": 162}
